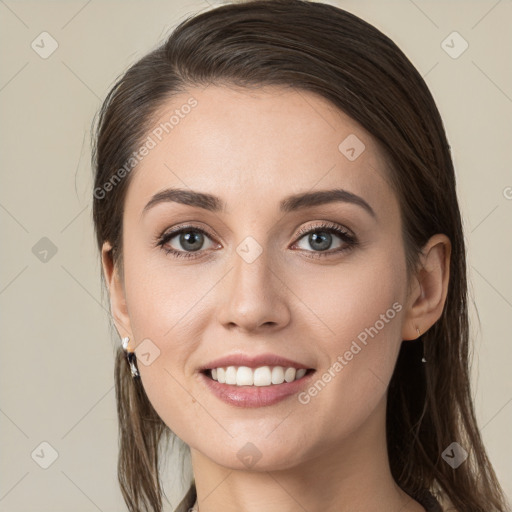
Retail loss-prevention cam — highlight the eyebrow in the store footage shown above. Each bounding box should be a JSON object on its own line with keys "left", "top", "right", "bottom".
{"left": 141, "top": 187, "right": 376, "bottom": 218}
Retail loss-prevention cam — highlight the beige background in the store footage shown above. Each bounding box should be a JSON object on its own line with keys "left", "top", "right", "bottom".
{"left": 1, "top": 0, "right": 511, "bottom": 510}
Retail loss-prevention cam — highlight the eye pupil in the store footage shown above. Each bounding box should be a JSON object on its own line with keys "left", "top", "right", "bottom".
{"left": 309, "top": 231, "right": 332, "bottom": 251}
{"left": 180, "top": 231, "right": 203, "bottom": 251}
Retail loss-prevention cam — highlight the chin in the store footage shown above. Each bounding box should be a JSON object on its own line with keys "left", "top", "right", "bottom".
{"left": 200, "top": 436, "right": 309, "bottom": 472}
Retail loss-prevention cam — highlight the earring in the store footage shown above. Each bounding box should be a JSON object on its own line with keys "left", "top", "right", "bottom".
{"left": 417, "top": 327, "right": 427, "bottom": 363}
{"left": 121, "top": 337, "right": 140, "bottom": 378}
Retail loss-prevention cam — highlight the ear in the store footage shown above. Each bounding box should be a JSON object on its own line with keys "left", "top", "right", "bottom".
{"left": 101, "top": 241, "right": 132, "bottom": 343}
{"left": 401, "top": 234, "right": 451, "bottom": 340}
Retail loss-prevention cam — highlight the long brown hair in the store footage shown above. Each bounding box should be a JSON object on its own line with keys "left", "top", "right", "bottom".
{"left": 91, "top": 1, "right": 510, "bottom": 511}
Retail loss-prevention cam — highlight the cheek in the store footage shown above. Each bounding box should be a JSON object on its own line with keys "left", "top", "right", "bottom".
{"left": 120, "top": 235, "right": 207, "bottom": 386}
{"left": 123, "top": 236, "right": 213, "bottom": 343}
{"left": 293, "top": 259, "right": 406, "bottom": 438}
{"left": 293, "top": 250, "right": 406, "bottom": 390}
{"left": 121, "top": 247, "right": 211, "bottom": 439}
{"left": 294, "top": 245, "right": 406, "bottom": 337}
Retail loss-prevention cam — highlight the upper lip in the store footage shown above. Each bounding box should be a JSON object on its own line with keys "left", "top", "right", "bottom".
{"left": 199, "top": 353, "right": 314, "bottom": 371}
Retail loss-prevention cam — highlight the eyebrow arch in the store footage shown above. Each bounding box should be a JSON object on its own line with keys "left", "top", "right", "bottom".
{"left": 141, "top": 187, "right": 376, "bottom": 218}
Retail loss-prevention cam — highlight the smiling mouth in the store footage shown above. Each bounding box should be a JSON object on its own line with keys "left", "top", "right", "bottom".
{"left": 201, "top": 366, "right": 316, "bottom": 387}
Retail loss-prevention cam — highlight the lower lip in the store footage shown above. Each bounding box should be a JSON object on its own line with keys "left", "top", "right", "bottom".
{"left": 199, "top": 370, "right": 316, "bottom": 408}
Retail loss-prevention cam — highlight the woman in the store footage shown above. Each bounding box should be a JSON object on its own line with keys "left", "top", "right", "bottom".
{"left": 91, "top": 1, "right": 510, "bottom": 511}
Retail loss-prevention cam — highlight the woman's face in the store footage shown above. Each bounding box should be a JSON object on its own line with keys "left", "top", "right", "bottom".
{"left": 113, "top": 85, "right": 413, "bottom": 470}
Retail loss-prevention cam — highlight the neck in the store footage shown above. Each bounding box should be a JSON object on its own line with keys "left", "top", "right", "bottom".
{"left": 189, "top": 395, "right": 425, "bottom": 512}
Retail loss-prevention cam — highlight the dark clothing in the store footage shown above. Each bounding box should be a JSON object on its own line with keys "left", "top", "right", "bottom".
{"left": 410, "top": 488, "right": 444, "bottom": 511}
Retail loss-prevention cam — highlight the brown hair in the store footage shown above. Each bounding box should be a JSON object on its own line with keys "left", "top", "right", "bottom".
{"left": 91, "top": 1, "right": 510, "bottom": 511}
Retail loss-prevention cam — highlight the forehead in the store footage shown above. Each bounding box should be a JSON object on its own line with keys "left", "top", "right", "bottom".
{"left": 124, "top": 85, "right": 395, "bottom": 218}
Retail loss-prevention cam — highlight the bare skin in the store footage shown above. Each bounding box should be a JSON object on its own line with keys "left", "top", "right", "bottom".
{"left": 102, "top": 85, "right": 451, "bottom": 512}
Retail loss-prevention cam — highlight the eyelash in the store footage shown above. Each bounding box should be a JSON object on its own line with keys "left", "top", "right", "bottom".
{"left": 155, "top": 221, "right": 358, "bottom": 260}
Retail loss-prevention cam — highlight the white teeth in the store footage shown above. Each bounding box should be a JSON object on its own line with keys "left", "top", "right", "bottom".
{"left": 284, "top": 367, "right": 296, "bottom": 382}
{"left": 271, "top": 366, "right": 285, "bottom": 384}
{"left": 253, "top": 366, "right": 272, "bottom": 386}
{"left": 236, "top": 366, "right": 253, "bottom": 386}
{"left": 225, "top": 366, "right": 237, "bottom": 385}
{"left": 296, "top": 368, "right": 307, "bottom": 379}
{"left": 208, "top": 365, "right": 310, "bottom": 386}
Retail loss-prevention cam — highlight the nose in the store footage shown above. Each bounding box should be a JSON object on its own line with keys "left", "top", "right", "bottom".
{"left": 216, "top": 244, "right": 291, "bottom": 334}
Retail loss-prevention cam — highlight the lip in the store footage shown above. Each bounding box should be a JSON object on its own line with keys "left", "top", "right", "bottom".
{"left": 200, "top": 369, "right": 317, "bottom": 408}
{"left": 199, "top": 352, "right": 313, "bottom": 371}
